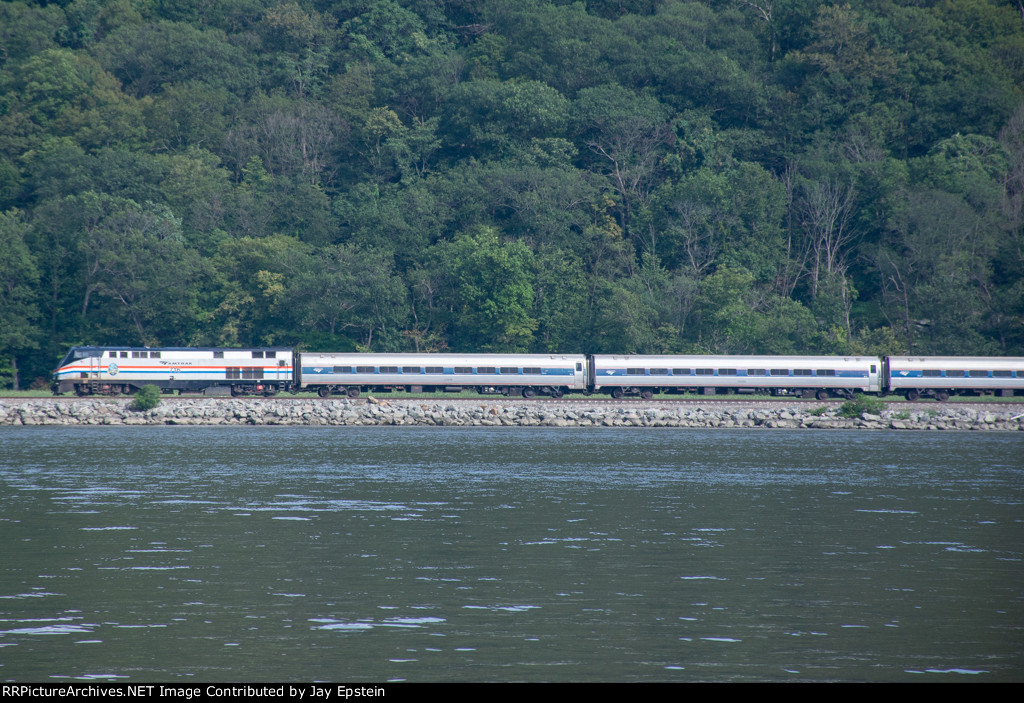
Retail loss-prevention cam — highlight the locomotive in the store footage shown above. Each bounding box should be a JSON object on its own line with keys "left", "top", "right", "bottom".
{"left": 52, "top": 346, "right": 1024, "bottom": 401}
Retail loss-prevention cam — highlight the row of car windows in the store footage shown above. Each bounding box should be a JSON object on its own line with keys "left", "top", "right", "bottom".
{"left": 104, "top": 351, "right": 279, "bottom": 359}
{"left": 624, "top": 368, "right": 840, "bottom": 376}
{"left": 331, "top": 366, "right": 546, "bottom": 374}
{"left": 918, "top": 369, "right": 1017, "bottom": 377}
{"left": 104, "top": 351, "right": 164, "bottom": 359}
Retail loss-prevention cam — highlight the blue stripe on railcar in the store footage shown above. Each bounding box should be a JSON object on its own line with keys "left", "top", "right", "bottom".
{"left": 889, "top": 370, "right": 1006, "bottom": 378}
{"left": 594, "top": 368, "right": 868, "bottom": 377}
{"left": 302, "top": 366, "right": 572, "bottom": 376}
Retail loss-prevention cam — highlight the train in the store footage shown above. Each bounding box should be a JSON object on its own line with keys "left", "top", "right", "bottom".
{"left": 51, "top": 346, "right": 1024, "bottom": 401}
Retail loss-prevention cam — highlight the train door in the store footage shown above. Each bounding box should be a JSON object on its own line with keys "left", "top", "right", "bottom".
{"left": 88, "top": 353, "right": 102, "bottom": 382}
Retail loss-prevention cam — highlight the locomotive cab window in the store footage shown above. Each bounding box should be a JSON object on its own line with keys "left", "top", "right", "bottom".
{"left": 252, "top": 351, "right": 264, "bottom": 358}
{"left": 214, "top": 352, "right": 224, "bottom": 359}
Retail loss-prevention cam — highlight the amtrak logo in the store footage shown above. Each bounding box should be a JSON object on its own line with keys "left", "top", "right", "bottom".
{"left": 108, "top": 363, "right": 118, "bottom": 375}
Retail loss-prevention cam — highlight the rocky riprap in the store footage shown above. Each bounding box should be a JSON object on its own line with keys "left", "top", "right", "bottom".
{"left": 2, "top": 398, "right": 1023, "bottom": 431}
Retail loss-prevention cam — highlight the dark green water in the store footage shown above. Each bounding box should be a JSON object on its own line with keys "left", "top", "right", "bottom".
{"left": 1, "top": 426, "right": 1021, "bottom": 682}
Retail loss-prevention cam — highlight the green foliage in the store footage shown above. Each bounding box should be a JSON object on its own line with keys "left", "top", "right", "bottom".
{"left": 0, "top": 0, "right": 1020, "bottom": 360}
{"left": 837, "top": 394, "right": 887, "bottom": 418}
{"left": 440, "top": 226, "right": 538, "bottom": 352}
{"left": 129, "top": 384, "right": 161, "bottom": 411}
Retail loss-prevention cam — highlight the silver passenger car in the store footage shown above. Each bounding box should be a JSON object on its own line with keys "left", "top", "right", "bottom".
{"left": 298, "top": 353, "right": 588, "bottom": 398}
{"left": 885, "top": 356, "right": 1024, "bottom": 401}
{"left": 589, "top": 355, "right": 882, "bottom": 399}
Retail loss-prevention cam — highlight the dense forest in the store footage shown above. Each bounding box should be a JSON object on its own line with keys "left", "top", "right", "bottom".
{"left": 1, "top": 0, "right": 1023, "bottom": 388}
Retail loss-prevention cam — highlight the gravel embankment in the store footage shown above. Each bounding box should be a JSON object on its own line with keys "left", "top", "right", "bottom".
{"left": 2, "top": 398, "right": 1023, "bottom": 430}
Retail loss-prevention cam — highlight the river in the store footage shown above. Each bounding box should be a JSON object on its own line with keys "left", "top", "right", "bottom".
{"left": 1, "top": 426, "right": 1021, "bottom": 681}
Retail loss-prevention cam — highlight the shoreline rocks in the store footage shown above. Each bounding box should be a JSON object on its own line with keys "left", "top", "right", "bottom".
{"left": 2, "top": 398, "right": 1023, "bottom": 431}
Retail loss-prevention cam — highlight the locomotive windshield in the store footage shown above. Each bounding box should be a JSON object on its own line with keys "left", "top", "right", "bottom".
{"left": 55, "top": 347, "right": 103, "bottom": 368}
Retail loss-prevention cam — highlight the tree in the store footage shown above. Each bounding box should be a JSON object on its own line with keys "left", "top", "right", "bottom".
{"left": 436, "top": 226, "right": 538, "bottom": 352}
{"left": 97, "top": 20, "right": 258, "bottom": 97}
{"left": 443, "top": 78, "right": 571, "bottom": 157}
{"left": 259, "top": 2, "right": 336, "bottom": 99}
{"left": 797, "top": 176, "right": 857, "bottom": 298}
{"left": 573, "top": 83, "right": 673, "bottom": 237}
{"left": 284, "top": 243, "right": 408, "bottom": 350}
{"left": 76, "top": 196, "right": 206, "bottom": 344}
{"left": 693, "top": 266, "right": 817, "bottom": 354}
{"left": 0, "top": 209, "right": 40, "bottom": 389}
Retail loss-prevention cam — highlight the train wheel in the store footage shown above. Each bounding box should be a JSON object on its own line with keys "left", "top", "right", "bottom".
{"left": 318, "top": 387, "right": 332, "bottom": 398}
{"left": 550, "top": 388, "right": 564, "bottom": 399}
{"left": 905, "top": 389, "right": 920, "bottom": 402}
{"left": 816, "top": 389, "right": 830, "bottom": 401}
{"left": 522, "top": 387, "right": 536, "bottom": 399}
{"left": 610, "top": 387, "right": 624, "bottom": 399}
{"left": 346, "top": 387, "right": 360, "bottom": 398}
{"left": 640, "top": 389, "right": 654, "bottom": 400}
{"left": 935, "top": 390, "right": 949, "bottom": 402}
